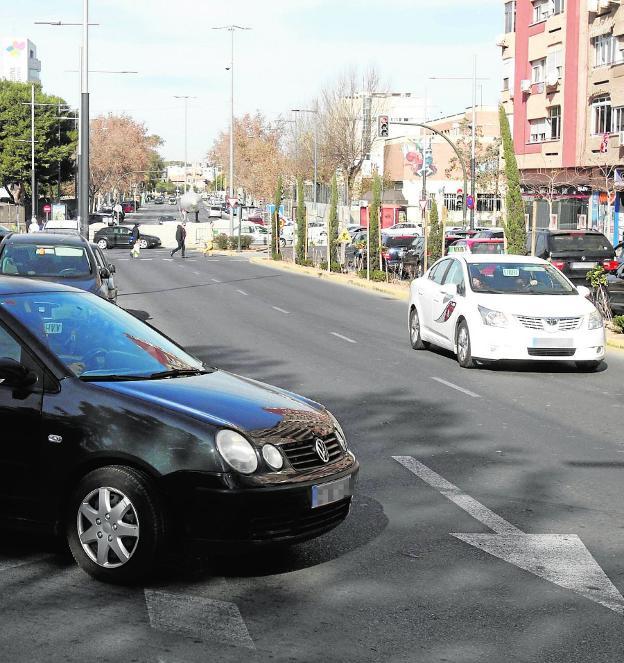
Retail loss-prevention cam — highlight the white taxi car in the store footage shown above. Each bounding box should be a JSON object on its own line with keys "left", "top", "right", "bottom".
{"left": 408, "top": 254, "right": 605, "bottom": 370}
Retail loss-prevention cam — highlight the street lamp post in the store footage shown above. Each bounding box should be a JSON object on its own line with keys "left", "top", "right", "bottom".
{"left": 213, "top": 25, "right": 251, "bottom": 237}
{"left": 429, "top": 59, "right": 489, "bottom": 230}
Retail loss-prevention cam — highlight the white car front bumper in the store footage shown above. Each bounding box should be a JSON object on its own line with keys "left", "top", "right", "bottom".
{"left": 468, "top": 322, "right": 606, "bottom": 362}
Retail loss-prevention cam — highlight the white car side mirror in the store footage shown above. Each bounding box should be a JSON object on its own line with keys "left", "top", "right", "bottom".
{"left": 576, "top": 285, "right": 591, "bottom": 299}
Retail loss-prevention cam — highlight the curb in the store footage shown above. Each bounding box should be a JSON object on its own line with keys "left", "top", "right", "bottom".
{"left": 606, "top": 331, "right": 624, "bottom": 351}
{"left": 249, "top": 257, "right": 410, "bottom": 301}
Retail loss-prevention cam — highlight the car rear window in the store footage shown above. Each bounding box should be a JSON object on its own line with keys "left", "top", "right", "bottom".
{"left": 550, "top": 233, "right": 613, "bottom": 252}
{"left": 0, "top": 244, "right": 91, "bottom": 278}
{"left": 384, "top": 236, "right": 414, "bottom": 248}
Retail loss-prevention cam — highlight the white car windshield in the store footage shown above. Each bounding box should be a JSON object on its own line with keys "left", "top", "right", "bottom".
{"left": 468, "top": 262, "right": 576, "bottom": 295}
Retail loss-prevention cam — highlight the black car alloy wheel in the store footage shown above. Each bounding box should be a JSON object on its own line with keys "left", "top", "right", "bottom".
{"left": 67, "top": 465, "right": 166, "bottom": 583}
{"left": 139, "top": 239, "right": 149, "bottom": 249}
{"left": 409, "top": 307, "right": 429, "bottom": 350}
{"left": 97, "top": 239, "right": 109, "bottom": 250}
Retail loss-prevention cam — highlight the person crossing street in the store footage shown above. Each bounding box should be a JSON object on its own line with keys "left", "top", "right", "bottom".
{"left": 171, "top": 222, "right": 187, "bottom": 258}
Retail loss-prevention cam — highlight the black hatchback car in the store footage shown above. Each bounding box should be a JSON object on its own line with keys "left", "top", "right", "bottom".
{"left": 525, "top": 230, "right": 618, "bottom": 284}
{"left": 0, "top": 279, "right": 358, "bottom": 582}
{"left": 0, "top": 233, "right": 117, "bottom": 303}
{"left": 94, "top": 225, "right": 161, "bottom": 250}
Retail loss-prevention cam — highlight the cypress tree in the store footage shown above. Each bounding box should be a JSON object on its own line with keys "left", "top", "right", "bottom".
{"left": 428, "top": 198, "right": 443, "bottom": 265}
{"left": 295, "top": 176, "right": 306, "bottom": 263}
{"left": 369, "top": 174, "right": 382, "bottom": 270}
{"left": 499, "top": 105, "right": 527, "bottom": 255}
{"left": 272, "top": 176, "right": 282, "bottom": 260}
{"left": 328, "top": 174, "right": 339, "bottom": 265}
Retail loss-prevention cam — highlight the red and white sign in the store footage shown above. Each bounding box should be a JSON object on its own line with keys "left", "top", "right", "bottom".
{"left": 43, "top": 204, "right": 51, "bottom": 214}
{"left": 456, "top": 188, "right": 463, "bottom": 195}
{"left": 600, "top": 133, "right": 609, "bottom": 153}
{"left": 419, "top": 200, "right": 428, "bottom": 211}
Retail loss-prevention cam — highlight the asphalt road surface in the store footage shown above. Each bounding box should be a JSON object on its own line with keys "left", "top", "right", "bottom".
{"left": 3, "top": 214, "right": 624, "bottom": 662}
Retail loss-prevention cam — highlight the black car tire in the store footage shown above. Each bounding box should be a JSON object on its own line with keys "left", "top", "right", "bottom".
{"left": 409, "top": 307, "right": 429, "bottom": 350}
{"left": 97, "top": 238, "right": 109, "bottom": 250}
{"left": 139, "top": 239, "right": 149, "bottom": 250}
{"left": 456, "top": 320, "right": 476, "bottom": 369}
{"left": 575, "top": 360, "right": 601, "bottom": 372}
{"left": 66, "top": 465, "right": 166, "bottom": 583}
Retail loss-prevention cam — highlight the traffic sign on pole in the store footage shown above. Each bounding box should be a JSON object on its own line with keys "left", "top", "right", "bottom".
{"left": 419, "top": 199, "right": 428, "bottom": 212}
{"left": 43, "top": 204, "right": 51, "bottom": 214}
{"left": 466, "top": 195, "right": 475, "bottom": 210}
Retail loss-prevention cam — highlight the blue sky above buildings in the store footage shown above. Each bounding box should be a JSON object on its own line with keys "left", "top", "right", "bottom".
{"left": 4, "top": 0, "right": 502, "bottom": 160}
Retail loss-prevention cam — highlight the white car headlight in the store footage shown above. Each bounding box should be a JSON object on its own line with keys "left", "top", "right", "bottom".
{"left": 587, "top": 310, "right": 603, "bottom": 330}
{"left": 328, "top": 412, "right": 348, "bottom": 451}
{"left": 478, "top": 305, "right": 509, "bottom": 328}
{"left": 216, "top": 429, "right": 258, "bottom": 474}
{"left": 261, "top": 444, "right": 284, "bottom": 471}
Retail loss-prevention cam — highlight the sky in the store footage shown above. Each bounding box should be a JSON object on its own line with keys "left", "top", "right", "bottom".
{"left": 4, "top": 0, "right": 503, "bottom": 162}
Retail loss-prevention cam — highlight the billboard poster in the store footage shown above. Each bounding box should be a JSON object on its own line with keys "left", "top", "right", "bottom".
{"left": 51, "top": 203, "right": 67, "bottom": 221}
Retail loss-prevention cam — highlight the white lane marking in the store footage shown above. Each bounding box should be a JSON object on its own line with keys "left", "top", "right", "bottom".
{"left": 393, "top": 456, "right": 624, "bottom": 615}
{"left": 393, "top": 457, "right": 521, "bottom": 534}
{"left": 330, "top": 332, "right": 357, "bottom": 344}
{"left": 139, "top": 258, "right": 153, "bottom": 261}
{"left": 193, "top": 271, "right": 201, "bottom": 275}
{"left": 236, "top": 289, "right": 248, "bottom": 296}
{"left": 211, "top": 278, "right": 221, "bottom": 283}
{"left": 118, "top": 258, "right": 130, "bottom": 261}
{"left": 145, "top": 589, "right": 254, "bottom": 649}
{"left": 162, "top": 258, "right": 173, "bottom": 261}
{"left": 430, "top": 377, "right": 481, "bottom": 398}
{"left": 272, "top": 306, "right": 289, "bottom": 314}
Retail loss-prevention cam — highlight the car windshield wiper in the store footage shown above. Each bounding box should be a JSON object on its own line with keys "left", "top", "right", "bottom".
{"left": 144, "top": 368, "right": 209, "bottom": 380}
{"left": 80, "top": 374, "right": 150, "bottom": 382}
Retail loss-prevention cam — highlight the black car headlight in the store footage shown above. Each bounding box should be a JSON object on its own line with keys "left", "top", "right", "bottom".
{"left": 328, "top": 412, "right": 348, "bottom": 451}
{"left": 216, "top": 429, "right": 258, "bottom": 474}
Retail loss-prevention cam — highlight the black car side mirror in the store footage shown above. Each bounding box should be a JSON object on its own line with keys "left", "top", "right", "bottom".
{"left": 0, "top": 358, "right": 37, "bottom": 388}
{"left": 99, "top": 267, "right": 111, "bottom": 279}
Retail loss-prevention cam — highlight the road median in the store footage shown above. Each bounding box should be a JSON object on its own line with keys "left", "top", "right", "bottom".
{"left": 249, "top": 257, "right": 410, "bottom": 300}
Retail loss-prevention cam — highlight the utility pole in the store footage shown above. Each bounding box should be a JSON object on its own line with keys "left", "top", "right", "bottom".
{"left": 79, "top": 0, "right": 90, "bottom": 236}
{"left": 470, "top": 54, "right": 477, "bottom": 231}
{"left": 30, "top": 85, "right": 36, "bottom": 225}
{"left": 212, "top": 25, "right": 251, "bottom": 237}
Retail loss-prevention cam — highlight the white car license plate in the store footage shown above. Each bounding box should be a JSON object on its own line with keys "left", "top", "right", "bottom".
{"left": 311, "top": 476, "right": 353, "bottom": 509}
{"left": 531, "top": 337, "right": 573, "bottom": 348}
{"left": 571, "top": 262, "right": 596, "bottom": 269}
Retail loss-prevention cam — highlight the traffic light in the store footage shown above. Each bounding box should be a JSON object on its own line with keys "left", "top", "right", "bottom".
{"left": 378, "top": 115, "right": 389, "bottom": 138}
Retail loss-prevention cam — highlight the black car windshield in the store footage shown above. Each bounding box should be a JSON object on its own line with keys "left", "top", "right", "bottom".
{"left": 468, "top": 262, "right": 576, "bottom": 295}
{"left": 384, "top": 236, "right": 414, "bottom": 248}
{"left": 0, "top": 243, "right": 92, "bottom": 278}
{"left": 0, "top": 291, "right": 206, "bottom": 379}
{"left": 550, "top": 233, "right": 612, "bottom": 252}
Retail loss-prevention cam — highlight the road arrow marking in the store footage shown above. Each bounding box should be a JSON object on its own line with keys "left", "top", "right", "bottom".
{"left": 393, "top": 456, "right": 624, "bottom": 615}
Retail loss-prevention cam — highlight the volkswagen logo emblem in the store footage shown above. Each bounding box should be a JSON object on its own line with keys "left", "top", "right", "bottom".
{"left": 314, "top": 438, "right": 330, "bottom": 463}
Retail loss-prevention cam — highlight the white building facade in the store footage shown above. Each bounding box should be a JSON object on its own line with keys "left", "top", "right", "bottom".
{"left": 0, "top": 38, "right": 41, "bottom": 83}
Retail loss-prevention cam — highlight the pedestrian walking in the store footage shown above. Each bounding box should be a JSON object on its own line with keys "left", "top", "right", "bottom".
{"left": 171, "top": 222, "right": 187, "bottom": 258}
{"left": 28, "top": 219, "right": 40, "bottom": 233}
{"left": 130, "top": 223, "right": 141, "bottom": 258}
{"left": 194, "top": 209, "right": 199, "bottom": 223}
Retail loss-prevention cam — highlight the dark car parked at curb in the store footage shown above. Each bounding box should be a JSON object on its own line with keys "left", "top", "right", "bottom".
{"left": 381, "top": 235, "right": 419, "bottom": 273}
{"left": 0, "top": 279, "right": 358, "bottom": 582}
{"left": 94, "top": 225, "right": 161, "bottom": 250}
{"left": 525, "top": 229, "right": 617, "bottom": 284}
{"left": 0, "top": 233, "right": 117, "bottom": 303}
{"left": 401, "top": 236, "right": 425, "bottom": 278}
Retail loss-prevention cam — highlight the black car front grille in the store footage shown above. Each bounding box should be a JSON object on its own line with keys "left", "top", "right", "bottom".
{"left": 527, "top": 348, "right": 576, "bottom": 357}
{"left": 248, "top": 499, "right": 351, "bottom": 541}
{"left": 281, "top": 433, "right": 344, "bottom": 471}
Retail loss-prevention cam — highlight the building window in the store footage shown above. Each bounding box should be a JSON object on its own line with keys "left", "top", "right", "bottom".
{"left": 531, "top": 58, "right": 546, "bottom": 83}
{"left": 532, "top": 0, "right": 550, "bottom": 23}
{"left": 503, "top": 78, "right": 510, "bottom": 91}
{"left": 476, "top": 195, "right": 503, "bottom": 213}
{"left": 443, "top": 193, "right": 461, "bottom": 212}
{"left": 594, "top": 33, "right": 619, "bottom": 67}
{"left": 592, "top": 96, "right": 612, "bottom": 135}
{"left": 549, "top": 106, "right": 561, "bottom": 140}
{"left": 505, "top": 1, "right": 516, "bottom": 33}
{"left": 546, "top": 49, "right": 563, "bottom": 80}
{"left": 552, "top": 0, "right": 565, "bottom": 15}
{"left": 530, "top": 118, "right": 548, "bottom": 143}
{"left": 613, "top": 107, "right": 624, "bottom": 133}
